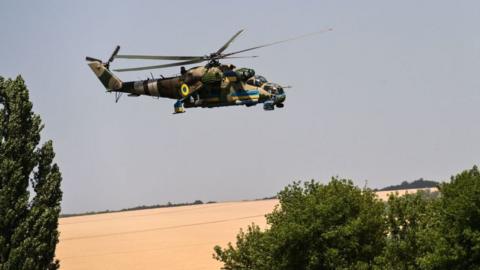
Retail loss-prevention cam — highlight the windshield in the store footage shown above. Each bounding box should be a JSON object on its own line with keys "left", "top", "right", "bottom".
{"left": 263, "top": 83, "right": 284, "bottom": 95}
{"left": 246, "top": 75, "right": 268, "bottom": 87}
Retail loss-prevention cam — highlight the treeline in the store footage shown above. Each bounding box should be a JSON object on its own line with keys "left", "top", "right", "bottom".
{"left": 214, "top": 166, "right": 480, "bottom": 270}
{"left": 61, "top": 199, "right": 213, "bottom": 218}
{"left": 61, "top": 180, "right": 439, "bottom": 219}
{"left": 380, "top": 178, "right": 439, "bottom": 191}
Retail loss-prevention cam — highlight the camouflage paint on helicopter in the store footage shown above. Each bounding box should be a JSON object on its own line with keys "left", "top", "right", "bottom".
{"left": 86, "top": 29, "right": 330, "bottom": 113}
{"left": 88, "top": 62, "right": 284, "bottom": 113}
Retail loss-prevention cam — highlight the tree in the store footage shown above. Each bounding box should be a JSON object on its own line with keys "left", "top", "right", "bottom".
{"left": 375, "top": 191, "right": 435, "bottom": 269}
{"left": 0, "top": 76, "right": 63, "bottom": 270}
{"left": 214, "top": 178, "right": 386, "bottom": 270}
{"left": 418, "top": 166, "right": 480, "bottom": 269}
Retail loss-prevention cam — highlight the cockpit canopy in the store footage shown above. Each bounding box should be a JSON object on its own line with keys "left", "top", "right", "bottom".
{"left": 246, "top": 75, "right": 268, "bottom": 87}
{"left": 263, "top": 83, "right": 284, "bottom": 95}
{"left": 235, "top": 68, "right": 255, "bottom": 81}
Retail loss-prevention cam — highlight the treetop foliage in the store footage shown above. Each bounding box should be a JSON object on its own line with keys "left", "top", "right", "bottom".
{"left": 215, "top": 167, "right": 480, "bottom": 270}
{"left": 215, "top": 178, "right": 386, "bottom": 270}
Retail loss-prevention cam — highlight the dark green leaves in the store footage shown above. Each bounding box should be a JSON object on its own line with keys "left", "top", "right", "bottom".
{"left": 215, "top": 168, "right": 480, "bottom": 270}
{"left": 0, "top": 76, "right": 62, "bottom": 270}
{"left": 214, "top": 178, "right": 386, "bottom": 270}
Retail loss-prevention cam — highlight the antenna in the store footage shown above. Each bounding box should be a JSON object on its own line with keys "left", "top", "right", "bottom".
{"left": 114, "top": 92, "right": 123, "bottom": 103}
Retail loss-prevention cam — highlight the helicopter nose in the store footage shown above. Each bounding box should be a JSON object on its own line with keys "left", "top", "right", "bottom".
{"left": 274, "top": 93, "right": 286, "bottom": 104}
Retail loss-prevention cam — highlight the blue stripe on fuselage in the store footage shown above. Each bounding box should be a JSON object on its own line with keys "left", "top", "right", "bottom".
{"left": 230, "top": 90, "right": 259, "bottom": 97}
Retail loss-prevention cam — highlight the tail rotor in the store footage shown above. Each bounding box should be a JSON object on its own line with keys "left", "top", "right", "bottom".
{"left": 85, "top": 45, "right": 121, "bottom": 69}
{"left": 85, "top": 46, "right": 123, "bottom": 93}
{"left": 106, "top": 45, "right": 120, "bottom": 69}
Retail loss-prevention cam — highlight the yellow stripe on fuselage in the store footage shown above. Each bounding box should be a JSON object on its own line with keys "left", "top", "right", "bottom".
{"left": 231, "top": 95, "right": 259, "bottom": 101}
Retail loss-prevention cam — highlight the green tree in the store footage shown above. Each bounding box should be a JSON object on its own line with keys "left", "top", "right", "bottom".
{"left": 214, "top": 178, "right": 386, "bottom": 270}
{"left": 0, "top": 76, "right": 62, "bottom": 270}
{"left": 375, "top": 191, "right": 436, "bottom": 269}
{"left": 418, "top": 166, "right": 480, "bottom": 269}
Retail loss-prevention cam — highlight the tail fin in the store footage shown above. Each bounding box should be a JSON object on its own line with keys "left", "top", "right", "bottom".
{"left": 87, "top": 61, "right": 123, "bottom": 91}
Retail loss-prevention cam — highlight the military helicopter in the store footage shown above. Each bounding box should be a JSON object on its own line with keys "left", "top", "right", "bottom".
{"left": 86, "top": 29, "right": 332, "bottom": 114}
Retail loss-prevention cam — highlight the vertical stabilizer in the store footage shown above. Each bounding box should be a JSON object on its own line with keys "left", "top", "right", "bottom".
{"left": 87, "top": 62, "right": 123, "bottom": 91}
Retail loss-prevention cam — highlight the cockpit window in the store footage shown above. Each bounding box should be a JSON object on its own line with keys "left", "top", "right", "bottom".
{"left": 246, "top": 75, "right": 268, "bottom": 87}
{"left": 263, "top": 83, "right": 284, "bottom": 95}
{"left": 256, "top": 75, "right": 267, "bottom": 84}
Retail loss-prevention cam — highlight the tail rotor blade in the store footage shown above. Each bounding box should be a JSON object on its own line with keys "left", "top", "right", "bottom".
{"left": 85, "top": 56, "right": 102, "bottom": 62}
{"left": 108, "top": 45, "right": 121, "bottom": 64}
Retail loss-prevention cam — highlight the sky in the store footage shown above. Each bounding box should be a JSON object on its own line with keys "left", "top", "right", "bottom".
{"left": 1, "top": 1, "right": 479, "bottom": 214}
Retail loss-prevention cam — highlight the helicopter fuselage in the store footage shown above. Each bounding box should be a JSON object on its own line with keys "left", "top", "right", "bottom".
{"left": 88, "top": 62, "right": 285, "bottom": 113}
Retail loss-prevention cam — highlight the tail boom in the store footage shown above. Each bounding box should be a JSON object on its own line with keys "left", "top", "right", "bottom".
{"left": 88, "top": 62, "right": 123, "bottom": 91}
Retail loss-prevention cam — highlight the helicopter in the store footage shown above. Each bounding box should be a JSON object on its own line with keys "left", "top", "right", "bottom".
{"left": 86, "top": 29, "right": 332, "bottom": 114}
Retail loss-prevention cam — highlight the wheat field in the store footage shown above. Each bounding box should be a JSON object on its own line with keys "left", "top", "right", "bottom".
{"left": 57, "top": 200, "right": 278, "bottom": 270}
{"left": 57, "top": 188, "right": 437, "bottom": 269}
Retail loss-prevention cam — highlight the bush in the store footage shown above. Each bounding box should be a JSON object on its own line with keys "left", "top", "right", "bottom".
{"left": 214, "top": 178, "right": 386, "bottom": 270}
{"left": 215, "top": 167, "right": 480, "bottom": 270}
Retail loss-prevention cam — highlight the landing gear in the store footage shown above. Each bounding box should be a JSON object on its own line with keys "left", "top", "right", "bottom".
{"left": 174, "top": 100, "right": 185, "bottom": 114}
{"left": 263, "top": 100, "right": 275, "bottom": 111}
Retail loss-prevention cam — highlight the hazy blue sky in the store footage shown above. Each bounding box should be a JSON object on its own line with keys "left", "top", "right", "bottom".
{"left": 1, "top": 1, "right": 479, "bottom": 213}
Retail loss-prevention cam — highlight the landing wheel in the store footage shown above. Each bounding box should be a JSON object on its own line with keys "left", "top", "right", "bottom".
{"left": 174, "top": 100, "right": 185, "bottom": 114}
{"left": 263, "top": 101, "right": 275, "bottom": 111}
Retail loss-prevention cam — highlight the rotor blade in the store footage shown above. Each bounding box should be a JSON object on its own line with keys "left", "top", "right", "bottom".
{"left": 115, "top": 54, "right": 205, "bottom": 61}
{"left": 223, "top": 28, "right": 333, "bottom": 57}
{"left": 85, "top": 56, "right": 102, "bottom": 62}
{"left": 216, "top": 29, "right": 244, "bottom": 54}
{"left": 222, "top": 55, "right": 258, "bottom": 59}
{"left": 108, "top": 45, "right": 121, "bottom": 63}
{"left": 113, "top": 59, "right": 206, "bottom": 72}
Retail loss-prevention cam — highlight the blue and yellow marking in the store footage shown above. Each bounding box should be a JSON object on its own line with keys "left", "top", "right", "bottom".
{"left": 230, "top": 90, "right": 259, "bottom": 97}
{"left": 203, "top": 89, "right": 260, "bottom": 104}
{"left": 229, "top": 90, "right": 259, "bottom": 101}
{"left": 180, "top": 83, "right": 190, "bottom": 97}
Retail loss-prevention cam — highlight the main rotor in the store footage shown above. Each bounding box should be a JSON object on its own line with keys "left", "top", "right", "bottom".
{"left": 109, "top": 28, "right": 333, "bottom": 72}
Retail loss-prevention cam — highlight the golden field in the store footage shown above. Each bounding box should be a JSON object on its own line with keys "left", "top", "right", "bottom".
{"left": 57, "top": 200, "right": 278, "bottom": 270}
{"left": 57, "top": 188, "right": 437, "bottom": 270}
